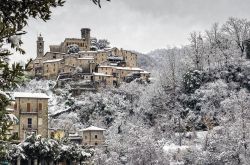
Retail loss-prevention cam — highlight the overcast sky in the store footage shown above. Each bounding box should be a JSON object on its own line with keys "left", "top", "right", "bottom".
{"left": 10, "top": 0, "right": 250, "bottom": 62}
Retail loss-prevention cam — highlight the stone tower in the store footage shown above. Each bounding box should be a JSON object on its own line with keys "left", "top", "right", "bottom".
{"left": 37, "top": 34, "right": 44, "bottom": 57}
{"left": 81, "top": 28, "right": 91, "bottom": 50}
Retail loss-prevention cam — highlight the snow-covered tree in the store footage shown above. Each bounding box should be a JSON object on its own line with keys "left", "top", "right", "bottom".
{"left": 189, "top": 32, "right": 205, "bottom": 70}
{"left": 67, "top": 44, "right": 80, "bottom": 54}
{"left": 222, "top": 17, "right": 250, "bottom": 57}
{"left": 97, "top": 39, "right": 110, "bottom": 50}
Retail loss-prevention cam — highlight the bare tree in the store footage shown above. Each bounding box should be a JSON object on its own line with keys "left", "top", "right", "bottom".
{"left": 189, "top": 32, "right": 205, "bottom": 70}
{"left": 206, "top": 23, "right": 232, "bottom": 68}
{"left": 222, "top": 17, "right": 250, "bottom": 58}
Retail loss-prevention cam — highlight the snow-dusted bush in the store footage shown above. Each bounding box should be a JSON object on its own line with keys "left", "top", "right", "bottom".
{"left": 67, "top": 44, "right": 80, "bottom": 54}
{"left": 14, "top": 134, "right": 93, "bottom": 163}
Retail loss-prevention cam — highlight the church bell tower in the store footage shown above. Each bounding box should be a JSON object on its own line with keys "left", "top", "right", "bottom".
{"left": 37, "top": 34, "right": 44, "bottom": 57}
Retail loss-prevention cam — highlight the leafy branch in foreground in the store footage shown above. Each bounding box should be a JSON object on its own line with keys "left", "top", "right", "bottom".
{"left": 91, "top": 0, "right": 111, "bottom": 8}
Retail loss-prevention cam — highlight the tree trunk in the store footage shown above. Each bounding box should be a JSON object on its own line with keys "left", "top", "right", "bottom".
{"left": 241, "top": 105, "right": 247, "bottom": 158}
{"left": 17, "top": 157, "right": 21, "bottom": 165}
{"left": 178, "top": 116, "right": 182, "bottom": 146}
{"left": 203, "top": 130, "right": 210, "bottom": 151}
{"left": 34, "top": 159, "right": 38, "bottom": 165}
{"left": 38, "top": 159, "right": 42, "bottom": 165}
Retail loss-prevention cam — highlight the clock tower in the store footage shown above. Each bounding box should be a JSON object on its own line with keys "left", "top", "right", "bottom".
{"left": 37, "top": 34, "right": 44, "bottom": 57}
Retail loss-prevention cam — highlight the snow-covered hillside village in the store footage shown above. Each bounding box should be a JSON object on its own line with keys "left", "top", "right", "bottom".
{"left": 2, "top": 0, "right": 250, "bottom": 165}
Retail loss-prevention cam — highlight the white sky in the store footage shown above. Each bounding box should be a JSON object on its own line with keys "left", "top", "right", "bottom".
{"left": 10, "top": 0, "right": 250, "bottom": 63}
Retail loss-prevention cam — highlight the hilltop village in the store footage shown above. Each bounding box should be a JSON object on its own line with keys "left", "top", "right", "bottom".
{"left": 28, "top": 28, "right": 150, "bottom": 89}
{"left": 4, "top": 29, "right": 152, "bottom": 164}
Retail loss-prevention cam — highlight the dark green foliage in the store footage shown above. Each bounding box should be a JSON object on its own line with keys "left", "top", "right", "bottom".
{"left": 1, "top": 63, "right": 24, "bottom": 90}
{"left": 245, "top": 39, "right": 250, "bottom": 59}
{"left": 0, "top": 93, "right": 13, "bottom": 141}
{"left": 183, "top": 70, "right": 203, "bottom": 94}
{"left": 19, "top": 134, "right": 93, "bottom": 162}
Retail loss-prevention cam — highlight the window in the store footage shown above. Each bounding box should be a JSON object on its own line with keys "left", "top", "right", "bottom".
{"left": 14, "top": 103, "right": 17, "bottom": 110}
{"left": 27, "top": 103, "right": 31, "bottom": 112}
{"left": 28, "top": 118, "right": 32, "bottom": 128}
{"left": 39, "top": 103, "right": 42, "bottom": 111}
{"left": 50, "top": 132, "right": 55, "bottom": 139}
{"left": 95, "top": 142, "right": 98, "bottom": 145}
{"left": 95, "top": 135, "right": 98, "bottom": 139}
{"left": 13, "top": 132, "right": 18, "bottom": 140}
{"left": 85, "top": 136, "right": 87, "bottom": 139}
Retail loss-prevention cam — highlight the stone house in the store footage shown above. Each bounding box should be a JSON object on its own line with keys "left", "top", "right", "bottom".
{"left": 7, "top": 92, "right": 50, "bottom": 141}
{"left": 80, "top": 126, "right": 106, "bottom": 146}
{"left": 93, "top": 72, "right": 113, "bottom": 86}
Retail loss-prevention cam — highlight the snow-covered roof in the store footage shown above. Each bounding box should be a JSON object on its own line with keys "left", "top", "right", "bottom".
{"left": 110, "top": 63, "right": 118, "bottom": 66}
{"left": 93, "top": 72, "right": 112, "bottom": 77}
{"left": 13, "top": 92, "right": 50, "bottom": 99}
{"left": 140, "top": 71, "right": 151, "bottom": 74}
{"left": 104, "top": 48, "right": 112, "bottom": 51}
{"left": 78, "top": 57, "right": 94, "bottom": 60}
{"left": 79, "top": 50, "right": 100, "bottom": 53}
{"left": 69, "top": 132, "right": 80, "bottom": 137}
{"left": 43, "top": 59, "right": 63, "bottom": 63}
{"left": 81, "top": 126, "right": 106, "bottom": 131}
{"left": 115, "top": 67, "right": 143, "bottom": 71}
{"left": 107, "top": 56, "right": 123, "bottom": 60}
{"left": 98, "top": 65, "right": 114, "bottom": 68}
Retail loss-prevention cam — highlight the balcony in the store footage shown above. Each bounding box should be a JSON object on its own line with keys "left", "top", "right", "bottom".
{"left": 22, "top": 124, "right": 38, "bottom": 130}
{"left": 20, "top": 109, "right": 38, "bottom": 114}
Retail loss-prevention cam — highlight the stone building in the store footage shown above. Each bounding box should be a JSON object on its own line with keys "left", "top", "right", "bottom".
{"left": 80, "top": 126, "right": 106, "bottom": 146}
{"left": 7, "top": 92, "right": 50, "bottom": 141}
{"left": 28, "top": 28, "right": 150, "bottom": 87}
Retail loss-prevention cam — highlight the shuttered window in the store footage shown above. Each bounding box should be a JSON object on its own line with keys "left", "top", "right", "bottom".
{"left": 39, "top": 103, "right": 42, "bottom": 111}
{"left": 27, "top": 103, "right": 31, "bottom": 112}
